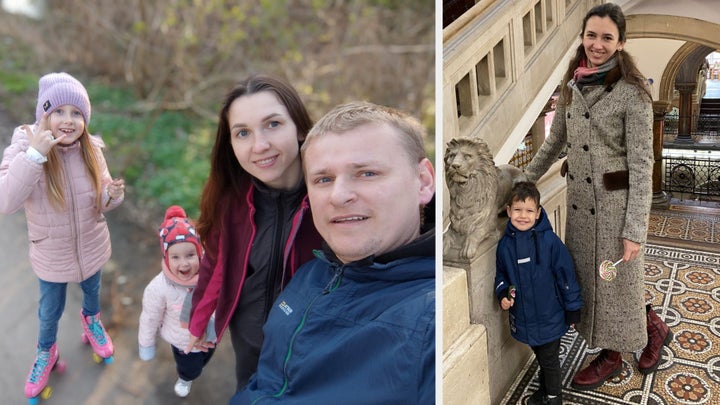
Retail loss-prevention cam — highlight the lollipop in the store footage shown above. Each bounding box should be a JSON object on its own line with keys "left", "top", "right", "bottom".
{"left": 599, "top": 259, "right": 622, "bottom": 281}
{"left": 508, "top": 285, "right": 516, "bottom": 299}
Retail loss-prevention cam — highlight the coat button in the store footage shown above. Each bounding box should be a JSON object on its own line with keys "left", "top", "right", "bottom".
{"left": 567, "top": 142, "right": 572, "bottom": 148}
{"left": 568, "top": 174, "right": 574, "bottom": 180}
{"left": 583, "top": 145, "right": 589, "bottom": 151}
{"left": 584, "top": 112, "right": 590, "bottom": 119}
{"left": 586, "top": 177, "right": 592, "bottom": 183}
{"left": 590, "top": 208, "right": 595, "bottom": 215}
{"left": 572, "top": 204, "right": 578, "bottom": 210}
{"left": 567, "top": 112, "right": 571, "bottom": 118}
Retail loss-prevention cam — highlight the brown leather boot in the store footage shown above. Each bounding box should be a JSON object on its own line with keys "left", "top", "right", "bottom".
{"left": 571, "top": 349, "right": 622, "bottom": 390}
{"left": 638, "top": 308, "right": 671, "bottom": 374}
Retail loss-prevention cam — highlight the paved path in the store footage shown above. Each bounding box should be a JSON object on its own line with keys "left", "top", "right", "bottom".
{"left": 0, "top": 110, "right": 235, "bottom": 404}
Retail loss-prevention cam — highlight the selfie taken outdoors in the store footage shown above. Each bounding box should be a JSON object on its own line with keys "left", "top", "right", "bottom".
{"left": 0, "top": 1, "right": 435, "bottom": 404}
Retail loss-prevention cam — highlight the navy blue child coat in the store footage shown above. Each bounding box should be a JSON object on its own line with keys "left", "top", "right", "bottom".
{"left": 494, "top": 207, "right": 582, "bottom": 347}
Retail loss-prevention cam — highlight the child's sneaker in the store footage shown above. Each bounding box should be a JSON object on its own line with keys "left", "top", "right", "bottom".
{"left": 24, "top": 344, "right": 59, "bottom": 398}
{"left": 174, "top": 378, "right": 192, "bottom": 397}
{"left": 80, "top": 310, "right": 114, "bottom": 360}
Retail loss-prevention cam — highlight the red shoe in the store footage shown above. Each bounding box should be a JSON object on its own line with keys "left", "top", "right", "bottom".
{"left": 638, "top": 308, "right": 671, "bottom": 374}
{"left": 571, "top": 349, "right": 622, "bottom": 391}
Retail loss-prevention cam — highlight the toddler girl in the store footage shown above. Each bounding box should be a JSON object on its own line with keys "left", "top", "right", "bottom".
{"left": 138, "top": 205, "right": 215, "bottom": 397}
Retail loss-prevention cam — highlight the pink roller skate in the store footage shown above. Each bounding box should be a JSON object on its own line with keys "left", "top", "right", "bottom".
{"left": 24, "top": 343, "right": 66, "bottom": 404}
{"left": 80, "top": 310, "right": 114, "bottom": 364}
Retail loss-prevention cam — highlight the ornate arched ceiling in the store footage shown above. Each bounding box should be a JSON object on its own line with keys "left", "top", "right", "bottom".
{"left": 627, "top": 14, "right": 720, "bottom": 104}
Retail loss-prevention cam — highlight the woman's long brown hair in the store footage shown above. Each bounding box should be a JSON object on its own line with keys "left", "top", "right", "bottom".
{"left": 560, "top": 2, "right": 651, "bottom": 104}
{"left": 196, "top": 74, "right": 313, "bottom": 259}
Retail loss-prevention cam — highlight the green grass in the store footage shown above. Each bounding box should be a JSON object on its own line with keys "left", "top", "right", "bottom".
{"left": 88, "top": 85, "right": 214, "bottom": 220}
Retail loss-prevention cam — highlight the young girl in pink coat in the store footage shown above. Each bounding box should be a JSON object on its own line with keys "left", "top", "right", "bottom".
{"left": 138, "top": 205, "right": 216, "bottom": 398}
{"left": 0, "top": 72, "right": 124, "bottom": 402}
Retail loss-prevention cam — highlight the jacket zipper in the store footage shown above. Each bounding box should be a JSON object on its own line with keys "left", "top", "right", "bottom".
{"left": 62, "top": 152, "right": 83, "bottom": 280}
{"left": 263, "top": 197, "right": 284, "bottom": 321}
{"left": 250, "top": 265, "right": 344, "bottom": 404}
{"left": 323, "top": 265, "right": 344, "bottom": 294}
{"left": 282, "top": 197, "right": 309, "bottom": 283}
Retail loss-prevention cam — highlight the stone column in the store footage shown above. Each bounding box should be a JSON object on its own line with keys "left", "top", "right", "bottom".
{"left": 652, "top": 100, "right": 671, "bottom": 208}
{"left": 675, "top": 82, "right": 696, "bottom": 144}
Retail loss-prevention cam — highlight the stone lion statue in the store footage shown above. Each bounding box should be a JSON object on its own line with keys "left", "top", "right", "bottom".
{"left": 444, "top": 137, "right": 525, "bottom": 261}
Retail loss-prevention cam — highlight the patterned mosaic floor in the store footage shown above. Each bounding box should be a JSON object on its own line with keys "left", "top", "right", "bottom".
{"left": 501, "top": 208, "right": 720, "bottom": 405}
{"left": 647, "top": 205, "right": 720, "bottom": 252}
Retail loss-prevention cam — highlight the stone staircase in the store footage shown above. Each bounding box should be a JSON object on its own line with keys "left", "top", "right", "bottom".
{"left": 699, "top": 98, "right": 720, "bottom": 115}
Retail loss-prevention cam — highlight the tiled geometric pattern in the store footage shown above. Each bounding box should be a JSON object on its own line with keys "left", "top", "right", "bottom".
{"left": 647, "top": 207, "right": 720, "bottom": 251}
{"left": 501, "top": 208, "right": 720, "bottom": 405}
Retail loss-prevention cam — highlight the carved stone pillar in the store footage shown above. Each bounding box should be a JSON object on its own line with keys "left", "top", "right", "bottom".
{"left": 652, "top": 100, "right": 671, "bottom": 208}
{"left": 675, "top": 82, "right": 696, "bottom": 144}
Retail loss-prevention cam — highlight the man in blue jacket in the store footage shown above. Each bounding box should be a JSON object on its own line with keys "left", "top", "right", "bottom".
{"left": 495, "top": 181, "right": 582, "bottom": 405}
{"left": 231, "top": 101, "right": 436, "bottom": 404}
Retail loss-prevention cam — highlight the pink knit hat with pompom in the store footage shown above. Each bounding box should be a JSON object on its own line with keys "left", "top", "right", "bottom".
{"left": 35, "top": 72, "right": 91, "bottom": 125}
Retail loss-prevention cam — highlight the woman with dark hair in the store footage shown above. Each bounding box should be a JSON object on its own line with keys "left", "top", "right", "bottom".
{"left": 524, "top": 2, "right": 668, "bottom": 395}
{"left": 186, "top": 74, "right": 323, "bottom": 392}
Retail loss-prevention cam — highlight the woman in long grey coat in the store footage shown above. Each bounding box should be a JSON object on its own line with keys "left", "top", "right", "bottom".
{"left": 524, "top": 3, "right": 670, "bottom": 394}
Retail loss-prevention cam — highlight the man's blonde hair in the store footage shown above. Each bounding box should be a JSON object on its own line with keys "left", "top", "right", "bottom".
{"left": 301, "top": 101, "right": 427, "bottom": 164}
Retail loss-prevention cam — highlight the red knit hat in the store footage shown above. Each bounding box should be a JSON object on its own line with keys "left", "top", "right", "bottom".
{"left": 158, "top": 205, "right": 202, "bottom": 267}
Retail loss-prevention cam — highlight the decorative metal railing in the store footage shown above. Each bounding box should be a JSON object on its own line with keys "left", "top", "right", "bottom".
{"left": 509, "top": 135, "right": 534, "bottom": 170}
{"left": 663, "top": 152, "right": 720, "bottom": 197}
{"left": 664, "top": 114, "right": 678, "bottom": 135}
{"left": 663, "top": 114, "right": 720, "bottom": 140}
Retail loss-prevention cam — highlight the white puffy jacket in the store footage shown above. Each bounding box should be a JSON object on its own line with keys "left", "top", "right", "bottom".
{"left": 138, "top": 262, "right": 215, "bottom": 351}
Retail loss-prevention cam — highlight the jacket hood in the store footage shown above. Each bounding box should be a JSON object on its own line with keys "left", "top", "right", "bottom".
{"left": 505, "top": 206, "right": 552, "bottom": 265}
{"left": 505, "top": 206, "right": 552, "bottom": 236}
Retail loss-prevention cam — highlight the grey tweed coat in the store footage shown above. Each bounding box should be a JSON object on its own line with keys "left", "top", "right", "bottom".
{"left": 525, "top": 76, "right": 653, "bottom": 352}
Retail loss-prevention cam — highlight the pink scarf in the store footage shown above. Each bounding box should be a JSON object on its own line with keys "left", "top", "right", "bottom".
{"left": 571, "top": 56, "right": 617, "bottom": 88}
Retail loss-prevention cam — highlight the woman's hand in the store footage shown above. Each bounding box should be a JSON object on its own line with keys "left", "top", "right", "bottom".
{"left": 622, "top": 238, "right": 641, "bottom": 262}
{"left": 23, "top": 113, "right": 65, "bottom": 156}
{"left": 186, "top": 333, "right": 216, "bottom": 354}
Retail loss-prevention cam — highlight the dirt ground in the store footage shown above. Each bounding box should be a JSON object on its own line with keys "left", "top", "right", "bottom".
{"left": 0, "top": 108, "right": 236, "bottom": 404}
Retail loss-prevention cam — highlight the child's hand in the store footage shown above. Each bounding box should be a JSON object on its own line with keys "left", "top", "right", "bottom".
{"left": 500, "top": 297, "right": 514, "bottom": 310}
{"left": 107, "top": 178, "right": 125, "bottom": 200}
{"left": 23, "top": 113, "right": 65, "bottom": 156}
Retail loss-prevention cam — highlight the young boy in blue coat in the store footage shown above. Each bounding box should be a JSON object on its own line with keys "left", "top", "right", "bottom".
{"left": 495, "top": 181, "right": 582, "bottom": 405}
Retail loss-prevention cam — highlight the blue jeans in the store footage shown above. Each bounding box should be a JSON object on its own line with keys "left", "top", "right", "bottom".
{"left": 37, "top": 270, "right": 102, "bottom": 350}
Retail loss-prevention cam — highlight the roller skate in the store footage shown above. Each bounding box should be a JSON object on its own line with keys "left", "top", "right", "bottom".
{"left": 24, "top": 343, "right": 66, "bottom": 404}
{"left": 79, "top": 310, "right": 114, "bottom": 364}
